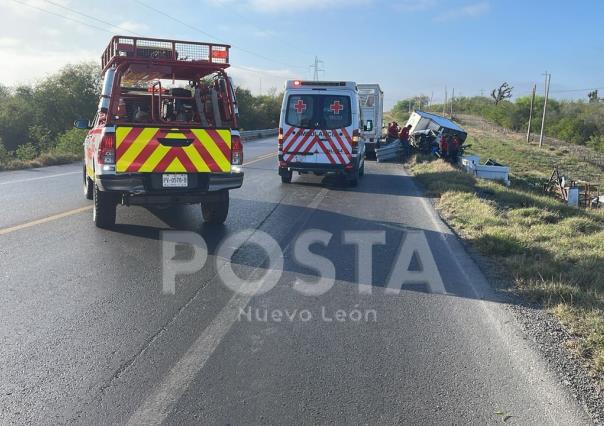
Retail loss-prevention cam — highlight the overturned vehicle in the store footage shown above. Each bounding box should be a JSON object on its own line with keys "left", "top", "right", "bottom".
{"left": 405, "top": 111, "right": 467, "bottom": 154}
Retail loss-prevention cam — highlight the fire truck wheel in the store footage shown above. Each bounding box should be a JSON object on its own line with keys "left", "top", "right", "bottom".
{"left": 202, "top": 190, "right": 229, "bottom": 224}
{"left": 359, "top": 161, "right": 365, "bottom": 177}
{"left": 83, "top": 165, "right": 93, "bottom": 200}
{"left": 93, "top": 184, "right": 116, "bottom": 229}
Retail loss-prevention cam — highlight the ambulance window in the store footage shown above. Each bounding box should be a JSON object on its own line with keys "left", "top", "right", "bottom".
{"left": 321, "top": 95, "right": 351, "bottom": 130}
{"left": 285, "top": 95, "right": 314, "bottom": 128}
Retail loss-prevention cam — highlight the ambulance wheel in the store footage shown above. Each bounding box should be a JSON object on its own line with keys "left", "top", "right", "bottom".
{"left": 202, "top": 190, "right": 229, "bottom": 224}
{"left": 347, "top": 166, "right": 360, "bottom": 187}
{"left": 93, "top": 184, "right": 116, "bottom": 229}
{"left": 83, "top": 164, "right": 93, "bottom": 200}
{"left": 280, "top": 169, "right": 292, "bottom": 183}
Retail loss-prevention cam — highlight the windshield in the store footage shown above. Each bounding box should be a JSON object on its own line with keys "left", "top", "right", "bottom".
{"left": 285, "top": 94, "right": 352, "bottom": 130}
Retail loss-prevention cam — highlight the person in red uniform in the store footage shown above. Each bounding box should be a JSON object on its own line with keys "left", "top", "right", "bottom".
{"left": 439, "top": 134, "right": 449, "bottom": 159}
{"left": 387, "top": 122, "right": 399, "bottom": 143}
{"left": 448, "top": 135, "right": 460, "bottom": 163}
{"left": 398, "top": 124, "right": 412, "bottom": 157}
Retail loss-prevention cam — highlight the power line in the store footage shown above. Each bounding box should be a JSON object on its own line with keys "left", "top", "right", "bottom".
{"left": 43, "top": 0, "right": 144, "bottom": 36}
{"left": 10, "top": 0, "right": 113, "bottom": 34}
{"left": 133, "top": 0, "right": 306, "bottom": 70}
{"left": 9, "top": 0, "right": 297, "bottom": 87}
{"left": 210, "top": 0, "right": 316, "bottom": 57}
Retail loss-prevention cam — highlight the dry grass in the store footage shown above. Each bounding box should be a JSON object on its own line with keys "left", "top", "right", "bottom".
{"left": 0, "top": 153, "right": 80, "bottom": 171}
{"left": 411, "top": 138, "right": 604, "bottom": 383}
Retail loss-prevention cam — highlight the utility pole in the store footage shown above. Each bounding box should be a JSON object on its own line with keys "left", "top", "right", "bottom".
{"left": 450, "top": 88, "right": 454, "bottom": 117}
{"left": 443, "top": 86, "right": 447, "bottom": 116}
{"left": 310, "top": 56, "right": 324, "bottom": 81}
{"left": 539, "top": 72, "right": 551, "bottom": 148}
{"left": 430, "top": 91, "right": 434, "bottom": 111}
{"left": 259, "top": 78, "right": 262, "bottom": 96}
{"left": 526, "top": 83, "right": 536, "bottom": 143}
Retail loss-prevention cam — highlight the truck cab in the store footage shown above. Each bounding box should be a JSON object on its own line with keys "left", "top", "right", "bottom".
{"left": 277, "top": 80, "right": 365, "bottom": 186}
{"left": 77, "top": 36, "right": 243, "bottom": 228}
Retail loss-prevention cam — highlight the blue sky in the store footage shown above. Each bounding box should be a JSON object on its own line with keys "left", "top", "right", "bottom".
{"left": 0, "top": 0, "right": 602, "bottom": 108}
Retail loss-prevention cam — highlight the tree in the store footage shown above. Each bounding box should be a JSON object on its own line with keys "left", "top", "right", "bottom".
{"left": 491, "top": 82, "right": 513, "bottom": 105}
{"left": 588, "top": 90, "right": 599, "bottom": 103}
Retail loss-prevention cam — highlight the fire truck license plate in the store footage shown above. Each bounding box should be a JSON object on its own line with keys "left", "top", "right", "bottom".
{"left": 162, "top": 174, "right": 188, "bottom": 187}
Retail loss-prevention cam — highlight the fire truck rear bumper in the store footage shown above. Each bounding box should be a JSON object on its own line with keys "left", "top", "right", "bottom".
{"left": 96, "top": 172, "right": 243, "bottom": 200}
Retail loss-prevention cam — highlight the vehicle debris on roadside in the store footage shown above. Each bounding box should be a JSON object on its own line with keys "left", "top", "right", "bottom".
{"left": 544, "top": 166, "right": 601, "bottom": 208}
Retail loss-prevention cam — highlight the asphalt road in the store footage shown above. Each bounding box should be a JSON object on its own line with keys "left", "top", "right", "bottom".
{"left": 0, "top": 137, "right": 592, "bottom": 425}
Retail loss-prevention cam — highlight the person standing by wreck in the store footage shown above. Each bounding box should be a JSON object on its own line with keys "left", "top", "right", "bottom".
{"left": 387, "top": 122, "right": 399, "bottom": 143}
{"left": 439, "top": 133, "right": 449, "bottom": 159}
{"left": 398, "top": 124, "right": 412, "bottom": 158}
{"left": 448, "top": 135, "right": 460, "bottom": 163}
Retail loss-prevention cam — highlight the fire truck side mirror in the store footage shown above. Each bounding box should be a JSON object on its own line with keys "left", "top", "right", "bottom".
{"left": 74, "top": 119, "right": 92, "bottom": 130}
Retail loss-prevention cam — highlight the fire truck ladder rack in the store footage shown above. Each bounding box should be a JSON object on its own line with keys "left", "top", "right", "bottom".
{"left": 101, "top": 36, "right": 230, "bottom": 73}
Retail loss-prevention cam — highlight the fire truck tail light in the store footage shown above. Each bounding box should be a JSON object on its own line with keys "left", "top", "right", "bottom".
{"left": 98, "top": 133, "right": 115, "bottom": 165}
{"left": 231, "top": 135, "right": 243, "bottom": 165}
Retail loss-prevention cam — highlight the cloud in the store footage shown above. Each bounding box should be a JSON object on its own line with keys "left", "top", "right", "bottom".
{"left": 229, "top": 65, "right": 296, "bottom": 94}
{"left": 392, "top": 0, "right": 438, "bottom": 12}
{"left": 434, "top": 1, "right": 490, "bottom": 22}
{"left": 210, "top": 0, "right": 371, "bottom": 13}
{"left": 116, "top": 20, "right": 149, "bottom": 34}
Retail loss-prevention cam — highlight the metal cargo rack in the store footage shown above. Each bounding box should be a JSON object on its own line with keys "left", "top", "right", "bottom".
{"left": 101, "top": 36, "right": 230, "bottom": 72}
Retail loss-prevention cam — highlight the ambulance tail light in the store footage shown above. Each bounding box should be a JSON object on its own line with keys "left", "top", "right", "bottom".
{"left": 278, "top": 128, "right": 284, "bottom": 151}
{"left": 98, "top": 133, "right": 115, "bottom": 165}
{"left": 231, "top": 135, "right": 243, "bottom": 165}
{"left": 351, "top": 129, "right": 361, "bottom": 153}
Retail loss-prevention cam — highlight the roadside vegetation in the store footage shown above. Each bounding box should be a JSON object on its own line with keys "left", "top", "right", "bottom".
{"left": 410, "top": 125, "right": 604, "bottom": 386}
{"left": 0, "top": 63, "right": 282, "bottom": 171}
{"left": 391, "top": 95, "right": 604, "bottom": 153}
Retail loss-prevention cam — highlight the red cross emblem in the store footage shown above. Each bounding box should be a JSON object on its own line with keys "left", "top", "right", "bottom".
{"left": 329, "top": 100, "right": 344, "bottom": 114}
{"left": 294, "top": 99, "right": 307, "bottom": 114}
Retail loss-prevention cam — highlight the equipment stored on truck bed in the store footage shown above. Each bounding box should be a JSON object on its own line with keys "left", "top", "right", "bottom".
{"left": 75, "top": 36, "right": 242, "bottom": 228}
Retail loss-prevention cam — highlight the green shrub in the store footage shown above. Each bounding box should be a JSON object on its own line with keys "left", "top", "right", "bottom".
{"left": 0, "top": 138, "right": 12, "bottom": 165}
{"left": 587, "top": 134, "right": 604, "bottom": 152}
{"left": 15, "top": 143, "right": 38, "bottom": 161}
{"left": 55, "top": 128, "right": 86, "bottom": 156}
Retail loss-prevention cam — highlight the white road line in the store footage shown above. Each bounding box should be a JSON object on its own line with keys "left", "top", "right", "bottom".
{"left": 0, "top": 171, "right": 80, "bottom": 185}
{"left": 127, "top": 188, "right": 329, "bottom": 426}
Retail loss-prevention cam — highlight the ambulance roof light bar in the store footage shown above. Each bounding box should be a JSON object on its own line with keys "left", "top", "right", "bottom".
{"left": 287, "top": 80, "right": 356, "bottom": 90}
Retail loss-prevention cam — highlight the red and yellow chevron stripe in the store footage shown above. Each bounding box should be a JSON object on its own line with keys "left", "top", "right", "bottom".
{"left": 115, "top": 127, "right": 232, "bottom": 173}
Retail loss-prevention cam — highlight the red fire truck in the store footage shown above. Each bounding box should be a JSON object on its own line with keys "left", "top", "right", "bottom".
{"left": 75, "top": 36, "right": 243, "bottom": 228}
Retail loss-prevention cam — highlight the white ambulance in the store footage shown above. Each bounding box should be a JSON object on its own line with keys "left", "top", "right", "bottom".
{"left": 278, "top": 80, "right": 365, "bottom": 186}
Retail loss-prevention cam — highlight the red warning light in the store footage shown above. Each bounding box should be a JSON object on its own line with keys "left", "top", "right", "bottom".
{"left": 293, "top": 80, "right": 301, "bottom": 86}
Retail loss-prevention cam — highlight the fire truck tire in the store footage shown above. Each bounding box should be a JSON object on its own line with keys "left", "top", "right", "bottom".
{"left": 359, "top": 161, "right": 365, "bottom": 177}
{"left": 83, "top": 165, "right": 93, "bottom": 200}
{"left": 202, "top": 190, "right": 229, "bottom": 224}
{"left": 93, "top": 184, "right": 116, "bottom": 229}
